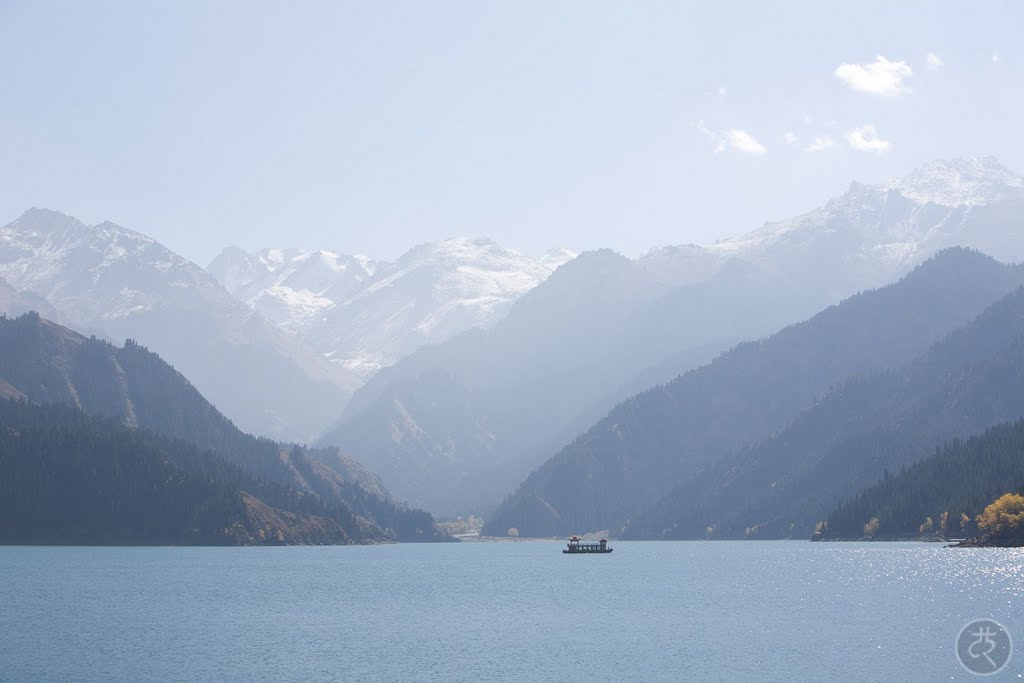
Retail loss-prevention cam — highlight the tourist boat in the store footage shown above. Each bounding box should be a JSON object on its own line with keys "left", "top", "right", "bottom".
{"left": 563, "top": 536, "right": 613, "bottom": 554}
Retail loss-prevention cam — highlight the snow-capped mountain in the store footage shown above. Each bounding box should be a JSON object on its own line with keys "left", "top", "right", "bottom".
{"left": 882, "top": 156, "right": 1024, "bottom": 206}
{"left": 312, "top": 237, "right": 561, "bottom": 375}
{"left": 644, "top": 156, "right": 1024, "bottom": 297}
{"left": 538, "top": 247, "right": 578, "bottom": 272}
{"left": 208, "top": 246, "right": 378, "bottom": 332}
{"left": 210, "top": 238, "right": 573, "bottom": 377}
{"left": 317, "top": 156, "right": 1024, "bottom": 516}
{"left": 0, "top": 208, "right": 360, "bottom": 441}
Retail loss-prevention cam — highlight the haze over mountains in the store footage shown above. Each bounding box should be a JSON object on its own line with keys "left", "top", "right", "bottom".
{"left": 209, "top": 239, "right": 574, "bottom": 377}
{"left": 486, "top": 248, "right": 1024, "bottom": 537}
{"left": 669, "top": 279, "right": 1024, "bottom": 540}
{"left": 0, "top": 209, "right": 359, "bottom": 442}
{"left": 645, "top": 157, "right": 1024, "bottom": 293}
{"left": 0, "top": 312, "right": 443, "bottom": 543}
{"left": 4, "top": 156, "right": 1024, "bottom": 540}
{"left": 320, "top": 157, "right": 1024, "bottom": 516}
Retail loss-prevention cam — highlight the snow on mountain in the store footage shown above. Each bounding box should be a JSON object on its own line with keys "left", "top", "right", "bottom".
{"left": 316, "top": 156, "right": 1024, "bottom": 515}
{"left": 0, "top": 208, "right": 361, "bottom": 441}
{"left": 314, "top": 237, "right": 557, "bottom": 376}
{"left": 882, "top": 156, "right": 1024, "bottom": 206}
{"left": 208, "top": 246, "right": 378, "bottom": 332}
{"left": 538, "top": 247, "right": 577, "bottom": 271}
{"left": 646, "top": 156, "right": 1024, "bottom": 294}
{"left": 210, "top": 237, "right": 563, "bottom": 377}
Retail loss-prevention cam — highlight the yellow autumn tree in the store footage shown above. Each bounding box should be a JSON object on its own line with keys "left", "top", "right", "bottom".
{"left": 976, "top": 493, "right": 1024, "bottom": 538}
{"left": 864, "top": 517, "right": 880, "bottom": 538}
{"left": 919, "top": 516, "right": 934, "bottom": 535}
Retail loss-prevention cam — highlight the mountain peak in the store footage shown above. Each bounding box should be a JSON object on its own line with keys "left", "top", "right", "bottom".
{"left": 12, "top": 208, "right": 85, "bottom": 233}
{"left": 212, "top": 245, "right": 252, "bottom": 261}
{"left": 538, "top": 247, "right": 577, "bottom": 271}
{"left": 882, "top": 156, "right": 1023, "bottom": 206}
{"left": 410, "top": 236, "right": 501, "bottom": 257}
{"left": 448, "top": 236, "right": 499, "bottom": 249}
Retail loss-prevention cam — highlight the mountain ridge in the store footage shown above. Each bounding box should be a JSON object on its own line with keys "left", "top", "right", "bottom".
{"left": 319, "top": 158, "right": 1024, "bottom": 517}
{"left": 209, "top": 237, "right": 576, "bottom": 378}
{"left": 631, "top": 281, "right": 1024, "bottom": 540}
{"left": 483, "top": 248, "right": 1024, "bottom": 537}
{"left": 0, "top": 311, "right": 445, "bottom": 542}
{"left": 0, "top": 208, "right": 359, "bottom": 441}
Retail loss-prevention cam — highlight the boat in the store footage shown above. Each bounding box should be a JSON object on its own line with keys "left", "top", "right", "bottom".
{"left": 562, "top": 536, "right": 613, "bottom": 554}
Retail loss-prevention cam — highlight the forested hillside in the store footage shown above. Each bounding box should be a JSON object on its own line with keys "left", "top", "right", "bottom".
{"left": 631, "top": 282, "right": 1024, "bottom": 540}
{"left": 819, "top": 420, "right": 1024, "bottom": 540}
{"left": 0, "top": 400, "right": 374, "bottom": 545}
{"left": 485, "top": 249, "right": 1024, "bottom": 537}
{"left": 0, "top": 313, "right": 446, "bottom": 542}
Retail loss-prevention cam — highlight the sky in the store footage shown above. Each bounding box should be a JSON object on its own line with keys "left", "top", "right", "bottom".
{"left": 1, "top": 1, "right": 1023, "bottom": 265}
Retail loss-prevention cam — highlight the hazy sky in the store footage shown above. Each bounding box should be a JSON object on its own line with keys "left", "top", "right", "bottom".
{"left": 2, "top": 1, "right": 1022, "bottom": 265}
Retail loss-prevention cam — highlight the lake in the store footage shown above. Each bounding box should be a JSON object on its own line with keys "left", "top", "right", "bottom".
{"left": 1, "top": 541, "right": 1022, "bottom": 681}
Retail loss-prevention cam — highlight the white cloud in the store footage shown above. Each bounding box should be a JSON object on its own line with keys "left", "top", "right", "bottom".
{"left": 992, "top": 52, "right": 1001, "bottom": 65}
{"left": 844, "top": 125, "right": 891, "bottom": 153}
{"left": 717, "top": 85, "right": 727, "bottom": 96}
{"left": 834, "top": 55, "right": 912, "bottom": 96}
{"left": 783, "top": 131, "right": 799, "bottom": 145}
{"left": 725, "top": 130, "right": 767, "bottom": 155}
{"left": 696, "top": 121, "right": 767, "bottom": 156}
{"left": 926, "top": 52, "right": 944, "bottom": 70}
{"left": 804, "top": 136, "right": 835, "bottom": 152}
{"left": 802, "top": 113, "right": 814, "bottom": 126}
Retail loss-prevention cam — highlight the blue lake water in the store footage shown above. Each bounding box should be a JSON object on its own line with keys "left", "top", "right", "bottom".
{"left": 2, "top": 541, "right": 1023, "bottom": 681}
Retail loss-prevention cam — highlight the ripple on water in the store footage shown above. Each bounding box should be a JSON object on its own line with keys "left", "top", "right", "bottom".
{"left": 1, "top": 541, "right": 1022, "bottom": 682}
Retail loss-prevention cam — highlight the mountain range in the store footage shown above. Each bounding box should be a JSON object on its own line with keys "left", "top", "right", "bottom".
{"left": 632, "top": 277, "right": 1024, "bottom": 540}
{"left": 4, "top": 156, "right": 1024, "bottom": 533}
{"left": 320, "top": 157, "right": 1024, "bottom": 517}
{"left": 0, "top": 209, "right": 360, "bottom": 442}
{"left": 208, "top": 239, "right": 575, "bottom": 377}
{"left": 0, "top": 312, "right": 444, "bottom": 542}
{"left": 484, "top": 248, "right": 1024, "bottom": 536}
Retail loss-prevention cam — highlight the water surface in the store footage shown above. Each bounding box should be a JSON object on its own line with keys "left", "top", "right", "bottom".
{"left": 2, "top": 541, "right": 1022, "bottom": 681}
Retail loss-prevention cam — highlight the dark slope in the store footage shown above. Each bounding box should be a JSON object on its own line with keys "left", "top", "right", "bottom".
{"left": 632, "top": 283, "right": 1024, "bottom": 540}
{"left": 0, "top": 313, "right": 445, "bottom": 542}
{"left": 818, "top": 420, "right": 1024, "bottom": 541}
{"left": 0, "top": 400, "right": 373, "bottom": 545}
{"left": 484, "top": 249, "right": 1024, "bottom": 537}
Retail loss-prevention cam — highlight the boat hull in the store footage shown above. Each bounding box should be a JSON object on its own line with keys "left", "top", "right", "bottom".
{"left": 562, "top": 548, "right": 613, "bottom": 554}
